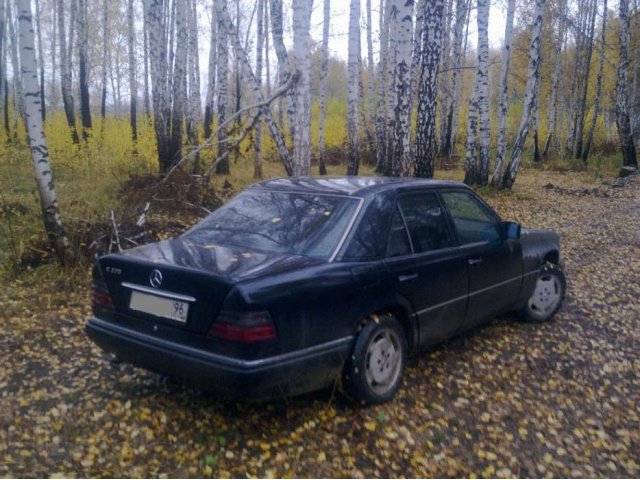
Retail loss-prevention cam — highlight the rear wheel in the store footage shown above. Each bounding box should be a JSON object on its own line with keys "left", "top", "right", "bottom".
{"left": 343, "top": 314, "right": 407, "bottom": 404}
{"left": 520, "top": 262, "right": 566, "bottom": 323}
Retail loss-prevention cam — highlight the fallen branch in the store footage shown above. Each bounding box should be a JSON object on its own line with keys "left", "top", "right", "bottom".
{"left": 161, "top": 75, "right": 295, "bottom": 184}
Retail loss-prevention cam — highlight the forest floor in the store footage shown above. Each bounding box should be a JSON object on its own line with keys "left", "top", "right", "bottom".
{"left": 0, "top": 168, "right": 639, "bottom": 477}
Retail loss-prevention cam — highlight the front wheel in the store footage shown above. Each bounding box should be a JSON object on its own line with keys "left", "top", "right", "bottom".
{"left": 342, "top": 314, "right": 407, "bottom": 405}
{"left": 520, "top": 262, "right": 566, "bottom": 323}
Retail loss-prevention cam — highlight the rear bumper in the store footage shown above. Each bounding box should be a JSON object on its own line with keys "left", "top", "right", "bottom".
{"left": 86, "top": 317, "right": 352, "bottom": 400}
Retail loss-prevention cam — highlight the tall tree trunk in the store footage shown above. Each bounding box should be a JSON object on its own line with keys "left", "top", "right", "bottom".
{"left": 390, "top": 0, "right": 414, "bottom": 177}
{"left": 143, "top": 13, "right": 151, "bottom": 118}
{"left": 366, "top": 0, "right": 375, "bottom": 134}
{"left": 317, "top": 0, "right": 330, "bottom": 175}
{"left": 410, "top": 0, "right": 426, "bottom": 102}
{"left": 347, "top": 0, "right": 360, "bottom": 175}
{"left": 0, "top": 0, "right": 5, "bottom": 138}
{"left": 34, "top": 0, "right": 45, "bottom": 122}
{"left": 204, "top": 0, "right": 217, "bottom": 140}
{"left": 542, "top": 0, "right": 566, "bottom": 157}
{"left": 375, "top": 0, "right": 390, "bottom": 173}
{"left": 501, "top": 0, "right": 545, "bottom": 189}
{"left": 144, "top": 0, "right": 174, "bottom": 172}
{"left": 254, "top": 0, "right": 264, "bottom": 178}
{"left": 616, "top": 0, "right": 638, "bottom": 168}
{"left": 171, "top": 0, "right": 188, "bottom": 168}
{"left": 581, "top": 0, "right": 606, "bottom": 163}
{"left": 8, "top": 1, "right": 25, "bottom": 130}
{"left": 50, "top": 0, "right": 58, "bottom": 113}
{"left": 127, "top": 0, "right": 138, "bottom": 141}
{"left": 491, "top": 0, "right": 515, "bottom": 186}
{"left": 77, "top": 0, "right": 91, "bottom": 139}
{"left": 291, "top": 0, "right": 313, "bottom": 176}
{"left": 573, "top": 0, "right": 597, "bottom": 159}
{"left": 269, "top": 0, "right": 294, "bottom": 137}
{"left": 440, "top": 0, "right": 467, "bottom": 156}
{"left": 186, "top": 0, "right": 201, "bottom": 169}
{"left": 476, "top": 0, "right": 490, "bottom": 184}
{"left": 215, "top": 0, "right": 229, "bottom": 174}
{"left": 17, "top": 0, "right": 68, "bottom": 260}
{"left": 437, "top": 0, "right": 452, "bottom": 154}
{"left": 57, "top": 0, "right": 79, "bottom": 143}
{"left": 264, "top": 0, "right": 271, "bottom": 96}
{"left": 414, "top": 0, "right": 444, "bottom": 178}
{"left": 100, "top": 0, "right": 107, "bottom": 120}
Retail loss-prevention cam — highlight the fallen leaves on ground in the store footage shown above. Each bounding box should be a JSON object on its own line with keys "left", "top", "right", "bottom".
{"left": 1, "top": 170, "right": 639, "bottom": 477}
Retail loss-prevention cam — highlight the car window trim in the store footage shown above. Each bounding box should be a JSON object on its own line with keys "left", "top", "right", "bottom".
{"left": 328, "top": 196, "right": 365, "bottom": 262}
{"left": 383, "top": 203, "right": 413, "bottom": 258}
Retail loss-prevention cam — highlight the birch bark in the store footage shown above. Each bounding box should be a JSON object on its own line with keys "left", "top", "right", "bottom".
{"left": 254, "top": 0, "right": 264, "bottom": 178}
{"left": 127, "top": 0, "right": 137, "bottom": 141}
{"left": 414, "top": 0, "right": 444, "bottom": 178}
{"left": 390, "top": 0, "right": 414, "bottom": 177}
{"left": 501, "top": 0, "right": 545, "bottom": 188}
{"left": 375, "top": 0, "right": 390, "bottom": 173}
{"left": 317, "top": 0, "right": 330, "bottom": 175}
{"left": 34, "top": 0, "right": 45, "bottom": 121}
{"left": 56, "top": 0, "right": 78, "bottom": 143}
{"left": 616, "top": 0, "right": 638, "bottom": 168}
{"left": 204, "top": 0, "right": 217, "bottom": 139}
{"left": 100, "top": 0, "right": 107, "bottom": 120}
{"left": 542, "top": 0, "right": 566, "bottom": 157}
{"left": 215, "top": 0, "right": 229, "bottom": 174}
{"left": 490, "top": 0, "right": 515, "bottom": 186}
{"left": 77, "top": 0, "right": 91, "bottom": 138}
{"left": 476, "top": 0, "right": 490, "bottom": 184}
{"left": 17, "top": 0, "right": 68, "bottom": 259}
{"left": 347, "top": 0, "right": 360, "bottom": 175}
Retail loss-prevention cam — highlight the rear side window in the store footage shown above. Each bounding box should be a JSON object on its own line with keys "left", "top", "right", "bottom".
{"left": 397, "top": 193, "right": 453, "bottom": 253}
{"left": 386, "top": 206, "right": 412, "bottom": 257}
{"left": 344, "top": 192, "right": 394, "bottom": 261}
{"left": 440, "top": 191, "right": 501, "bottom": 244}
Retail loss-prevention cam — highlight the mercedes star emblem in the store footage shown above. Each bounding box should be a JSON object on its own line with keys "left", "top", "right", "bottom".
{"left": 149, "top": 269, "right": 163, "bottom": 288}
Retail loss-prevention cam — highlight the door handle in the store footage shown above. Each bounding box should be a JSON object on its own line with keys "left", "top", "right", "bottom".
{"left": 468, "top": 257, "right": 483, "bottom": 266}
{"left": 398, "top": 273, "right": 419, "bottom": 282}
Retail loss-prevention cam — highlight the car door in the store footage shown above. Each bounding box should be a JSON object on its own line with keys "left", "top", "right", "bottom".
{"left": 383, "top": 192, "right": 468, "bottom": 347}
{"left": 439, "top": 190, "right": 523, "bottom": 329}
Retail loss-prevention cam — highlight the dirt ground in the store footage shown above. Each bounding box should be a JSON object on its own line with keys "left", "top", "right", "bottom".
{"left": 1, "top": 170, "right": 639, "bottom": 478}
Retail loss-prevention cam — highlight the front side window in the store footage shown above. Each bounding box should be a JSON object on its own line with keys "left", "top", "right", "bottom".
{"left": 397, "top": 194, "right": 453, "bottom": 253}
{"left": 183, "top": 190, "right": 360, "bottom": 259}
{"left": 440, "top": 191, "right": 501, "bottom": 244}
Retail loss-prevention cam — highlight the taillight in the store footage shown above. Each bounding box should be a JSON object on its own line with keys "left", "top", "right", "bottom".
{"left": 208, "top": 311, "right": 277, "bottom": 343}
{"left": 92, "top": 282, "right": 114, "bottom": 311}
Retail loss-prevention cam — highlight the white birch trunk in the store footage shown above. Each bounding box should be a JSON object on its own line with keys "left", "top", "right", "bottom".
{"left": 186, "top": 0, "right": 201, "bottom": 155}
{"left": 7, "top": 3, "right": 25, "bottom": 129}
{"left": 77, "top": 0, "right": 91, "bottom": 137}
{"left": 375, "top": 0, "right": 390, "bottom": 172}
{"left": 170, "top": 0, "right": 188, "bottom": 166}
{"left": 490, "top": 0, "right": 515, "bottom": 186}
{"left": 581, "top": 0, "right": 606, "bottom": 163}
{"left": 56, "top": 0, "right": 78, "bottom": 143}
{"left": 437, "top": 0, "right": 452, "bottom": 153}
{"left": 317, "top": 0, "right": 330, "bottom": 175}
{"left": 390, "top": 0, "right": 414, "bottom": 177}
{"left": 100, "top": 0, "right": 107, "bottom": 119}
{"left": 204, "top": 0, "right": 217, "bottom": 139}
{"left": 127, "top": 0, "right": 137, "bottom": 140}
{"left": 542, "top": 0, "right": 566, "bottom": 157}
{"left": 215, "top": 0, "right": 229, "bottom": 174}
{"left": 414, "top": 0, "right": 444, "bottom": 178}
{"left": 269, "top": 0, "right": 294, "bottom": 135}
{"left": 291, "top": 0, "right": 313, "bottom": 176}
{"left": 34, "top": 0, "right": 45, "bottom": 121}
{"left": 347, "top": 0, "right": 360, "bottom": 175}
{"left": 143, "top": 8, "right": 151, "bottom": 117}
{"left": 616, "top": 0, "right": 638, "bottom": 168}
{"left": 366, "top": 0, "right": 375, "bottom": 133}
{"left": 476, "top": 0, "right": 490, "bottom": 184}
{"left": 254, "top": 0, "right": 264, "bottom": 178}
{"left": 501, "top": 0, "right": 545, "bottom": 188}
{"left": 17, "top": 0, "right": 68, "bottom": 259}
{"left": 463, "top": 74, "right": 479, "bottom": 184}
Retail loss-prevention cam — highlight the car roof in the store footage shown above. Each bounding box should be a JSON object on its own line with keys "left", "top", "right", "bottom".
{"left": 249, "top": 176, "right": 469, "bottom": 197}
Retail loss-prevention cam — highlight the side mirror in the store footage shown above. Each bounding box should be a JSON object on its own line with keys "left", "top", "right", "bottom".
{"left": 502, "top": 221, "right": 521, "bottom": 240}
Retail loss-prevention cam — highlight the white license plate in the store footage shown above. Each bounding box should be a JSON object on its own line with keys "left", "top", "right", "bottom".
{"left": 129, "top": 291, "right": 189, "bottom": 322}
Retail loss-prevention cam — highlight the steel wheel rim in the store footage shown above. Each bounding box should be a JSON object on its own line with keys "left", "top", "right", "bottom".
{"left": 528, "top": 273, "right": 562, "bottom": 315}
{"left": 364, "top": 329, "right": 402, "bottom": 395}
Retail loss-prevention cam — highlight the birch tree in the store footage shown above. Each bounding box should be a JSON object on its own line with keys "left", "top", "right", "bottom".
{"left": 186, "top": 0, "right": 201, "bottom": 162}
{"left": 127, "top": 0, "right": 137, "bottom": 141}
{"left": 269, "top": 0, "right": 294, "bottom": 135}
{"left": 491, "top": 0, "right": 515, "bottom": 186}
{"left": 366, "top": 0, "right": 375, "bottom": 132}
{"left": 100, "top": 0, "right": 108, "bottom": 120}
{"left": 34, "top": 0, "right": 45, "bottom": 121}
{"left": 390, "top": 0, "right": 414, "bottom": 177}
{"left": 254, "top": 0, "right": 264, "bottom": 178}
{"left": 215, "top": 0, "right": 229, "bottom": 174}
{"left": 204, "top": 0, "right": 217, "bottom": 139}
{"left": 77, "top": 0, "right": 91, "bottom": 138}
{"left": 375, "top": 0, "right": 390, "bottom": 172}
{"left": 464, "top": 0, "right": 490, "bottom": 185}
{"left": 347, "top": 0, "right": 360, "bottom": 175}
{"left": 414, "top": 0, "right": 444, "bottom": 178}
{"left": 317, "top": 0, "right": 330, "bottom": 175}
{"left": 291, "top": 0, "right": 313, "bottom": 176}
{"left": 17, "top": 0, "right": 68, "bottom": 260}
{"left": 542, "top": 0, "right": 566, "bottom": 157}
{"left": 0, "top": 0, "right": 4, "bottom": 136}
{"left": 56, "top": 0, "right": 78, "bottom": 143}
{"left": 500, "top": 0, "right": 545, "bottom": 189}
{"left": 615, "top": 0, "right": 638, "bottom": 168}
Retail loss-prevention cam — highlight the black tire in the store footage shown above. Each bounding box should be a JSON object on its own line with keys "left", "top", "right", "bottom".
{"left": 520, "top": 262, "right": 566, "bottom": 323}
{"left": 342, "top": 314, "right": 407, "bottom": 405}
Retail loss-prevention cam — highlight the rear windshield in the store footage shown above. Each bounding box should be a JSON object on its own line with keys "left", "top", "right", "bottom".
{"left": 183, "top": 189, "right": 360, "bottom": 259}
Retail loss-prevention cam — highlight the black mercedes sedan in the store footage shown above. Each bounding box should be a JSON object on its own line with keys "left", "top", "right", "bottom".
{"left": 87, "top": 177, "right": 565, "bottom": 404}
